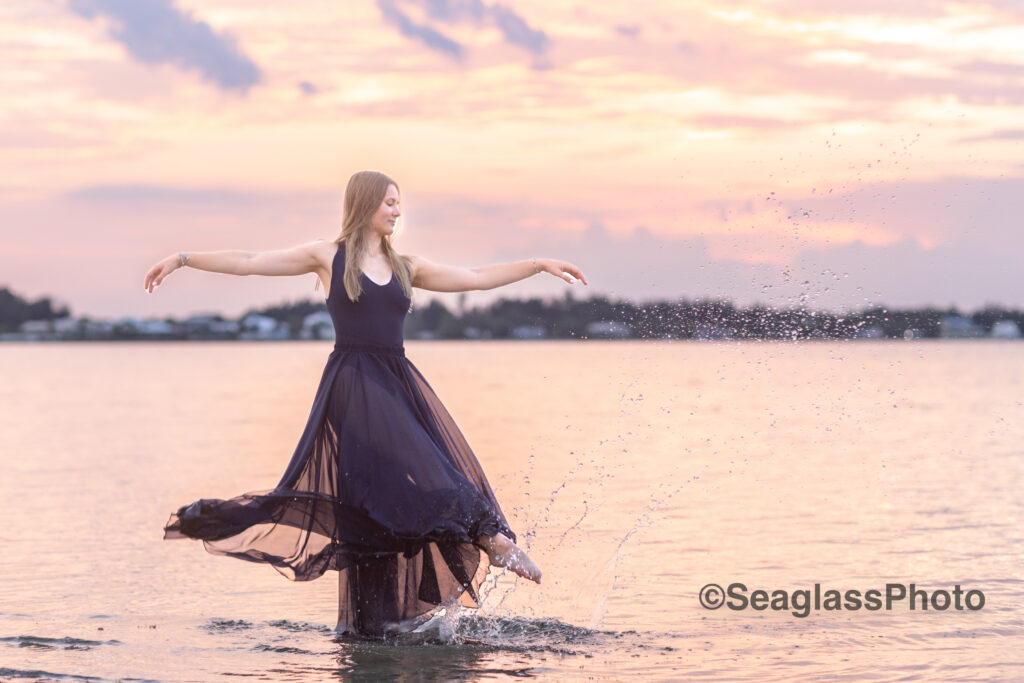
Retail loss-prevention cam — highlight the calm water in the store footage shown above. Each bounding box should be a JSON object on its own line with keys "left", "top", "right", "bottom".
{"left": 0, "top": 340, "right": 1021, "bottom": 681}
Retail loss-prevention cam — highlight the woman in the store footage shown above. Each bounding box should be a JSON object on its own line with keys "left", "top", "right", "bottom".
{"left": 143, "top": 170, "right": 589, "bottom": 637}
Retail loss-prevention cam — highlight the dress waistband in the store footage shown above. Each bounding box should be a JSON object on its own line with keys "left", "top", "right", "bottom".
{"left": 333, "top": 341, "right": 406, "bottom": 356}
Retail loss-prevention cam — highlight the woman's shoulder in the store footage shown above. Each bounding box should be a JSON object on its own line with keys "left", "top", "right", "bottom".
{"left": 303, "top": 239, "right": 340, "bottom": 274}
{"left": 314, "top": 237, "right": 343, "bottom": 254}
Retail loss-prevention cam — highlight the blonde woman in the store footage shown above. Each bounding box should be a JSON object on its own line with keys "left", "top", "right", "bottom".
{"left": 144, "top": 170, "right": 588, "bottom": 637}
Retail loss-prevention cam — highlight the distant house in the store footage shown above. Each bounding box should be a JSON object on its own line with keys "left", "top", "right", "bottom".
{"left": 15, "top": 319, "right": 55, "bottom": 341}
{"left": 512, "top": 325, "right": 548, "bottom": 339}
{"left": 243, "top": 314, "right": 291, "bottom": 340}
{"left": 299, "top": 311, "right": 332, "bottom": 340}
{"left": 82, "top": 319, "right": 115, "bottom": 339}
{"left": 52, "top": 317, "right": 78, "bottom": 334}
{"left": 139, "top": 319, "right": 175, "bottom": 337}
{"left": 692, "top": 325, "right": 734, "bottom": 340}
{"left": 854, "top": 325, "right": 885, "bottom": 339}
{"left": 19, "top": 319, "right": 54, "bottom": 334}
{"left": 939, "top": 315, "right": 984, "bottom": 338}
{"left": 991, "top": 320, "right": 1022, "bottom": 339}
{"left": 114, "top": 316, "right": 143, "bottom": 332}
{"left": 182, "top": 314, "right": 239, "bottom": 339}
{"left": 462, "top": 326, "right": 492, "bottom": 339}
{"left": 585, "top": 321, "right": 632, "bottom": 339}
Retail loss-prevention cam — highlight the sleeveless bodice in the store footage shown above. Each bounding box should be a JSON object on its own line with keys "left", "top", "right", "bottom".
{"left": 326, "top": 241, "right": 410, "bottom": 352}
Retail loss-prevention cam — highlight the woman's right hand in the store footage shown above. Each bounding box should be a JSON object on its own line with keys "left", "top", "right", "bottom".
{"left": 144, "top": 254, "right": 181, "bottom": 293}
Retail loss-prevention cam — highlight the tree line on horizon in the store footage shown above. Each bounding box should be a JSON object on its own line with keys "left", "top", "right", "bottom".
{"left": 0, "top": 287, "right": 69, "bottom": 333}
{"left": 2, "top": 285, "right": 1022, "bottom": 340}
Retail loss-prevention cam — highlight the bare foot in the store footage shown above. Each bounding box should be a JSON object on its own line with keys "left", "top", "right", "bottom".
{"left": 477, "top": 532, "right": 542, "bottom": 584}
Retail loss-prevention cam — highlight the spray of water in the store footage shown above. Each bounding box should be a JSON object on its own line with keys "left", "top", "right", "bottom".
{"left": 586, "top": 479, "right": 688, "bottom": 629}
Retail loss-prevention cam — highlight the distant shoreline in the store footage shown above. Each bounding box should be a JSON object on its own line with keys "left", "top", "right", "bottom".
{"left": 3, "top": 286, "right": 1022, "bottom": 342}
{"left": 1, "top": 336, "right": 1020, "bottom": 344}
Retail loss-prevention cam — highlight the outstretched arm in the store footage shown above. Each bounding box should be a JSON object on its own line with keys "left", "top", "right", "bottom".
{"left": 406, "top": 254, "right": 588, "bottom": 293}
{"left": 144, "top": 240, "right": 328, "bottom": 293}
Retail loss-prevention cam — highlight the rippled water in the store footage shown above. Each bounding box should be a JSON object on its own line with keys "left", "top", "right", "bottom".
{"left": 0, "top": 340, "right": 1021, "bottom": 680}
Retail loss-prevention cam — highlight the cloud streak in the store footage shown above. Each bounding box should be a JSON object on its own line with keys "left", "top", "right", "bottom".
{"left": 68, "top": 0, "right": 262, "bottom": 93}
{"left": 377, "top": 0, "right": 548, "bottom": 61}
{"left": 377, "top": 0, "right": 463, "bottom": 59}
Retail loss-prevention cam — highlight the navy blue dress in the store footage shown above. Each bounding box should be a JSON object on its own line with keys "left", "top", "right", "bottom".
{"left": 164, "top": 240, "right": 516, "bottom": 636}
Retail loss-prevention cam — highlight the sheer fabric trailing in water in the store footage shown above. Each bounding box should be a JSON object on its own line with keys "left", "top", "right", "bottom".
{"left": 164, "top": 345, "right": 516, "bottom": 636}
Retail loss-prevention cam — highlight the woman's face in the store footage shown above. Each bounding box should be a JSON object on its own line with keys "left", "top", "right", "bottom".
{"left": 370, "top": 184, "right": 401, "bottom": 239}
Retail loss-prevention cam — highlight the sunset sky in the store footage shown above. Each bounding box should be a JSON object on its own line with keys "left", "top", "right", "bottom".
{"left": 2, "top": 0, "right": 1023, "bottom": 319}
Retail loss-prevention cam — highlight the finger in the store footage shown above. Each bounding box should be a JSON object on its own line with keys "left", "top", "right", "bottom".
{"left": 564, "top": 265, "right": 586, "bottom": 285}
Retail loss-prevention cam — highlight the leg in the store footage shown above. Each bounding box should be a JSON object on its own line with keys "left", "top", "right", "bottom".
{"left": 476, "top": 532, "right": 542, "bottom": 584}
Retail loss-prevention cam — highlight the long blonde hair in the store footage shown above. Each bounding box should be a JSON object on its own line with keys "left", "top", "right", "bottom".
{"left": 316, "top": 170, "right": 413, "bottom": 304}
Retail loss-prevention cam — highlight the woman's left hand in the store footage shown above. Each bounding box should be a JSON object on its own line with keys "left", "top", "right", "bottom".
{"left": 537, "top": 259, "right": 588, "bottom": 285}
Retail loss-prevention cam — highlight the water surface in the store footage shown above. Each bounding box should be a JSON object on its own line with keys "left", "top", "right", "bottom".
{"left": 0, "top": 340, "right": 1021, "bottom": 680}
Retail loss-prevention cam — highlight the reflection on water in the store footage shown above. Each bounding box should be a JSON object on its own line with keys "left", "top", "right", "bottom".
{"left": 0, "top": 340, "right": 1021, "bottom": 680}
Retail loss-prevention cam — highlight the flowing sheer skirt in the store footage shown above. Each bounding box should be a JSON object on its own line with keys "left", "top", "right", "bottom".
{"left": 164, "top": 345, "right": 515, "bottom": 636}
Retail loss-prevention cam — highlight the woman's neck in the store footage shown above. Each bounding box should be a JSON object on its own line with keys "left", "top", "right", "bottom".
{"left": 359, "top": 234, "right": 384, "bottom": 259}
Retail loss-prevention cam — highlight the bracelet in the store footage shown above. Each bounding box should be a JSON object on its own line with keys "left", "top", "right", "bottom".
{"left": 179, "top": 252, "right": 190, "bottom": 267}
{"left": 531, "top": 257, "right": 540, "bottom": 273}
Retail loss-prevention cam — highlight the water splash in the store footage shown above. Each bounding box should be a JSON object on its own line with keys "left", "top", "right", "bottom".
{"left": 587, "top": 480, "right": 688, "bottom": 629}
{"left": 378, "top": 613, "right": 656, "bottom": 654}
